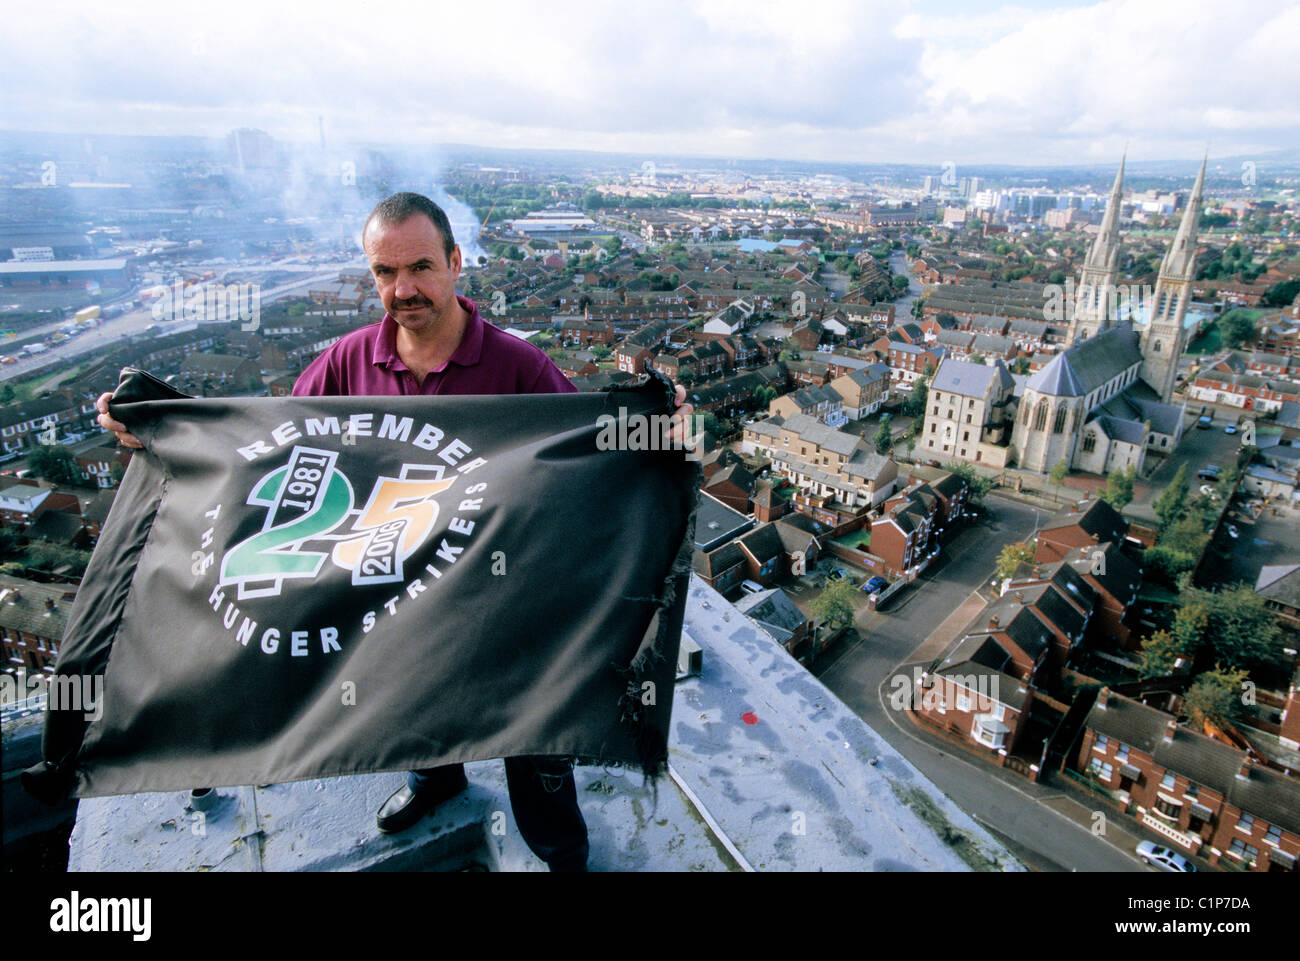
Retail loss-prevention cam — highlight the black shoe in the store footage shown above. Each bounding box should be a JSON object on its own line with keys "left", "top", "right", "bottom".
{"left": 376, "top": 770, "right": 469, "bottom": 834}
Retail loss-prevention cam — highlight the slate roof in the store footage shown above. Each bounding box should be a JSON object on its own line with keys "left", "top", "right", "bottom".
{"left": 778, "top": 413, "right": 863, "bottom": 457}
{"left": 703, "top": 462, "right": 756, "bottom": 493}
{"left": 1092, "top": 414, "right": 1147, "bottom": 445}
{"left": 931, "top": 357, "right": 1015, "bottom": 398}
{"left": 1026, "top": 325, "right": 1144, "bottom": 398}
{"left": 1093, "top": 380, "right": 1183, "bottom": 436}
{"left": 1061, "top": 542, "right": 1139, "bottom": 609}
{"left": 1084, "top": 692, "right": 1300, "bottom": 837}
{"left": 692, "top": 542, "right": 746, "bottom": 578}
{"left": 841, "top": 448, "right": 894, "bottom": 482}
{"left": 0, "top": 575, "right": 77, "bottom": 640}
{"left": 82, "top": 489, "right": 117, "bottom": 526}
{"left": 734, "top": 588, "right": 809, "bottom": 644}
{"left": 1041, "top": 497, "right": 1127, "bottom": 545}
{"left": 25, "top": 510, "right": 84, "bottom": 544}
{"left": 738, "top": 523, "right": 786, "bottom": 563}
{"left": 1255, "top": 564, "right": 1300, "bottom": 609}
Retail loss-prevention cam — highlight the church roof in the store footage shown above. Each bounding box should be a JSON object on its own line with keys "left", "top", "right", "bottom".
{"left": 1096, "top": 382, "right": 1184, "bottom": 436}
{"left": 1091, "top": 414, "right": 1147, "bottom": 446}
{"left": 1024, "top": 352, "right": 1083, "bottom": 397}
{"left": 1025, "top": 326, "right": 1143, "bottom": 398}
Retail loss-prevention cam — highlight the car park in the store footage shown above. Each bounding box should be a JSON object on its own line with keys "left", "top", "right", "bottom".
{"left": 1136, "top": 841, "right": 1196, "bottom": 872}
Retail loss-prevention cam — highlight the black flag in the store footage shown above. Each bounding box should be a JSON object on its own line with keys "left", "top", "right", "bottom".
{"left": 25, "top": 368, "right": 697, "bottom": 800}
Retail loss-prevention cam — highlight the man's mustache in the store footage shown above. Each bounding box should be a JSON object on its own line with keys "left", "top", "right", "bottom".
{"left": 393, "top": 297, "right": 432, "bottom": 309}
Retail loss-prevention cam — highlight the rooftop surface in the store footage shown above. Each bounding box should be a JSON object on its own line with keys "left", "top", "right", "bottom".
{"left": 63, "top": 575, "right": 1022, "bottom": 871}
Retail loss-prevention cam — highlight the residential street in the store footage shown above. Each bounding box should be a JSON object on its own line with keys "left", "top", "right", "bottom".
{"left": 806, "top": 493, "right": 1156, "bottom": 871}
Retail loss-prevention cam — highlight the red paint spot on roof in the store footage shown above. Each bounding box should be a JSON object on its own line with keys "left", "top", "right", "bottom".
{"left": 741, "top": 711, "right": 758, "bottom": 725}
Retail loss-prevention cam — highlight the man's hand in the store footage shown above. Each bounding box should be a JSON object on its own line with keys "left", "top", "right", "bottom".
{"left": 96, "top": 392, "right": 143, "bottom": 449}
{"left": 666, "top": 383, "right": 696, "bottom": 451}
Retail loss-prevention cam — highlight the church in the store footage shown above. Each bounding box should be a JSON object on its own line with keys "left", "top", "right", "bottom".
{"left": 922, "top": 154, "right": 1203, "bottom": 476}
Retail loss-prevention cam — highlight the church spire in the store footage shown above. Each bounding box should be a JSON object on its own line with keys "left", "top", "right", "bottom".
{"left": 1085, "top": 151, "right": 1125, "bottom": 271}
{"left": 1161, "top": 152, "right": 1206, "bottom": 280}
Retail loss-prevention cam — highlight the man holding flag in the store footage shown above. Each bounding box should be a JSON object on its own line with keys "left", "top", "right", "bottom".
{"left": 98, "top": 191, "right": 693, "bottom": 872}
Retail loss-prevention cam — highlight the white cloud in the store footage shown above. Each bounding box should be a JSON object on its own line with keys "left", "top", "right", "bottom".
{"left": 0, "top": 0, "right": 1295, "bottom": 163}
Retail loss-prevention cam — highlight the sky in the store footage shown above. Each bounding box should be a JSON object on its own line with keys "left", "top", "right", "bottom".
{"left": 1, "top": 0, "right": 1298, "bottom": 166}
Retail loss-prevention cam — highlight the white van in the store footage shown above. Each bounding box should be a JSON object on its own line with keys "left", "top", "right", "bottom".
{"left": 740, "top": 580, "right": 765, "bottom": 595}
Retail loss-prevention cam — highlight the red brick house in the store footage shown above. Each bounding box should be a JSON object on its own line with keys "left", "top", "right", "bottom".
{"left": 1075, "top": 689, "right": 1299, "bottom": 872}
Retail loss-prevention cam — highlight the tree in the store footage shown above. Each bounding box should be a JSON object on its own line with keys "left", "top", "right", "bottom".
{"left": 1143, "top": 544, "right": 1196, "bottom": 584}
{"left": 0, "top": 383, "right": 14, "bottom": 403}
{"left": 873, "top": 416, "right": 893, "bottom": 454}
{"left": 891, "top": 274, "right": 910, "bottom": 293}
{"left": 1183, "top": 666, "right": 1249, "bottom": 730}
{"left": 944, "top": 460, "right": 992, "bottom": 505}
{"left": 1137, "top": 629, "right": 1191, "bottom": 679}
{"left": 1260, "top": 278, "right": 1300, "bottom": 307}
{"left": 755, "top": 385, "right": 777, "bottom": 407}
{"left": 1099, "top": 465, "right": 1136, "bottom": 509}
{"left": 994, "top": 541, "right": 1034, "bottom": 582}
{"left": 1173, "top": 586, "right": 1285, "bottom": 672}
{"left": 1162, "top": 513, "right": 1209, "bottom": 560}
{"left": 1220, "top": 310, "right": 1259, "bottom": 349}
{"left": 1048, "top": 459, "right": 1069, "bottom": 501}
{"left": 810, "top": 578, "right": 857, "bottom": 633}
{"left": 1154, "top": 463, "right": 1189, "bottom": 530}
{"left": 27, "top": 444, "right": 83, "bottom": 486}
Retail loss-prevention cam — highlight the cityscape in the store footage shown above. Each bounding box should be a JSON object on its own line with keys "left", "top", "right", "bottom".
{"left": 1, "top": 0, "right": 1297, "bottom": 912}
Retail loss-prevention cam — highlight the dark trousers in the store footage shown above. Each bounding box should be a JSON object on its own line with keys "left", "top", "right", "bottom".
{"left": 409, "top": 758, "right": 589, "bottom": 870}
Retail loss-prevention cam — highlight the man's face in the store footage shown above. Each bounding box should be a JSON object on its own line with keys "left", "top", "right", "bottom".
{"left": 364, "top": 214, "right": 462, "bottom": 335}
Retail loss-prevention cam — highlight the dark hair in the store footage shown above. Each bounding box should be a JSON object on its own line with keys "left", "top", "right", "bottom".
{"left": 364, "top": 192, "right": 457, "bottom": 261}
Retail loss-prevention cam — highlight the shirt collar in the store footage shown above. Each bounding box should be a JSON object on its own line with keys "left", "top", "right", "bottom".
{"left": 373, "top": 294, "right": 484, "bottom": 373}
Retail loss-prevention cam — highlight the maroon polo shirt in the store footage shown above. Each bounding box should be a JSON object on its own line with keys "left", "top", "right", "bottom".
{"left": 292, "top": 295, "right": 576, "bottom": 398}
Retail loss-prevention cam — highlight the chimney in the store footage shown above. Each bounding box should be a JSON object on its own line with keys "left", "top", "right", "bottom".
{"left": 44, "top": 598, "right": 55, "bottom": 610}
{"left": 1090, "top": 532, "right": 1099, "bottom": 542}
{"left": 1097, "top": 686, "right": 1110, "bottom": 709}
{"left": 988, "top": 614, "right": 1000, "bottom": 629}
{"left": 1163, "top": 717, "right": 1177, "bottom": 742}
{"left": 1237, "top": 758, "right": 1252, "bottom": 781}
{"left": 1014, "top": 591, "right": 1024, "bottom": 604}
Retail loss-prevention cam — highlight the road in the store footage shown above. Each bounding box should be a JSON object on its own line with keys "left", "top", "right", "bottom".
{"left": 806, "top": 493, "right": 1150, "bottom": 870}
{"left": 1, "top": 270, "right": 343, "bottom": 382}
{"left": 889, "top": 249, "right": 921, "bottom": 320}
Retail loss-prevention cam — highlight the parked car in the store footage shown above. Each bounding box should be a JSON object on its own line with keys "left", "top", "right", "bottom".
{"left": 1224, "top": 424, "right": 1238, "bottom": 435}
{"left": 740, "top": 579, "right": 765, "bottom": 595}
{"left": 1197, "top": 465, "right": 1221, "bottom": 480}
{"left": 861, "top": 576, "right": 889, "bottom": 594}
{"left": 1196, "top": 415, "right": 1213, "bottom": 429}
{"left": 1136, "top": 841, "right": 1197, "bottom": 872}
{"left": 1226, "top": 525, "right": 1239, "bottom": 539}
{"left": 825, "top": 568, "right": 855, "bottom": 585}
